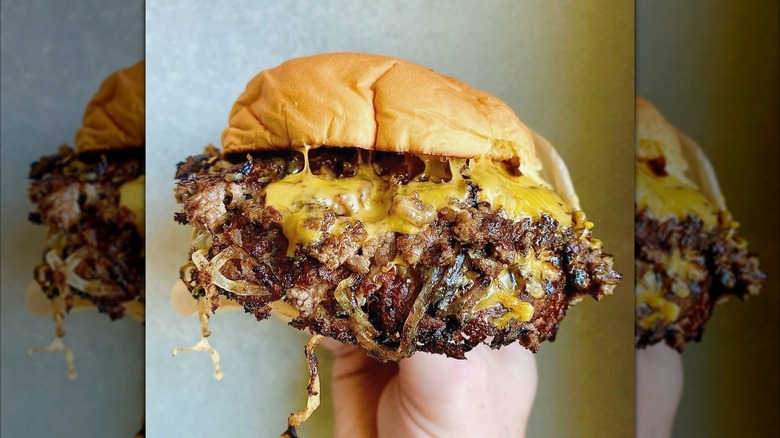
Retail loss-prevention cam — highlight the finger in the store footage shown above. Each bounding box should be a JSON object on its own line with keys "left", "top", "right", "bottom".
{"left": 397, "top": 342, "right": 536, "bottom": 404}
{"left": 636, "top": 344, "right": 684, "bottom": 438}
{"left": 318, "top": 336, "right": 361, "bottom": 357}
{"left": 377, "top": 343, "right": 537, "bottom": 437}
{"left": 330, "top": 341, "right": 398, "bottom": 438}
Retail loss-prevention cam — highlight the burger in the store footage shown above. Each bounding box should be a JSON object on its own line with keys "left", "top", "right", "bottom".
{"left": 26, "top": 61, "right": 146, "bottom": 379}
{"left": 634, "top": 96, "right": 765, "bottom": 350}
{"left": 172, "top": 53, "right": 621, "bottom": 433}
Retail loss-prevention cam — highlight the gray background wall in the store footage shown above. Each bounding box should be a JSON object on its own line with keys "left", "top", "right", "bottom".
{"left": 0, "top": 1, "right": 145, "bottom": 437}
{"left": 146, "top": 1, "right": 634, "bottom": 437}
{"left": 637, "top": 1, "right": 779, "bottom": 436}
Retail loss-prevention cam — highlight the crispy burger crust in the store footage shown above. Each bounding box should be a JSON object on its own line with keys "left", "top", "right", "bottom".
{"left": 76, "top": 60, "right": 145, "bottom": 153}
{"left": 221, "top": 53, "right": 542, "bottom": 177}
{"left": 174, "top": 150, "right": 621, "bottom": 357}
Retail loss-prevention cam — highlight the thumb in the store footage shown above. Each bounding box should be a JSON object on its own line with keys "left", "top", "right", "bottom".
{"left": 636, "top": 344, "right": 683, "bottom": 438}
{"left": 377, "top": 343, "right": 537, "bottom": 437}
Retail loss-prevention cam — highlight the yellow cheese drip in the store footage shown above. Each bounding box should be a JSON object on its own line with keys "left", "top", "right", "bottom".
{"left": 659, "top": 250, "right": 707, "bottom": 298}
{"left": 636, "top": 291, "right": 681, "bottom": 330}
{"left": 119, "top": 175, "right": 145, "bottom": 237}
{"left": 514, "top": 249, "right": 559, "bottom": 299}
{"left": 636, "top": 164, "right": 717, "bottom": 227}
{"left": 397, "top": 159, "right": 469, "bottom": 212}
{"left": 263, "top": 149, "right": 573, "bottom": 255}
{"left": 472, "top": 269, "right": 534, "bottom": 328}
{"left": 468, "top": 159, "right": 571, "bottom": 227}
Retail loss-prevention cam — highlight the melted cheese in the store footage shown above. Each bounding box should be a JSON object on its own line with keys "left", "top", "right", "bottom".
{"left": 635, "top": 270, "right": 682, "bottom": 329}
{"left": 397, "top": 159, "right": 468, "bottom": 212}
{"left": 119, "top": 175, "right": 145, "bottom": 237}
{"left": 515, "top": 249, "right": 559, "bottom": 299}
{"left": 472, "top": 269, "right": 534, "bottom": 328}
{"left": 262, "top": 148, "right": 573, "bottom": 254}
{"left": 636, "top": 164, "right": 717, "bottom": 227}
{"left": 661, "top": 250, "right": 707, "bottom": 298}
{"left": 468, "top": 159, "right": 571, "bottom": 226}
{"left": 636, "top": 291, "right": 680, "bottom": 330}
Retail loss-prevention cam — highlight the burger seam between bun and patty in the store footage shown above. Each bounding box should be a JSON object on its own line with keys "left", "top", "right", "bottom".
{"left": 221, "top": 53, "right": 542, "bottom": 178}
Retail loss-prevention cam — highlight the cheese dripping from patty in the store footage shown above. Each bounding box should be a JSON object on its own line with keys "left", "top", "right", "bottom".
{"left": 636, "top": 163, "right": 717, "bottom": 227}
{"left": 262, "top": 147, "right": 575, "bottom": 333}
{"left": 263, "top": 146, "right": 573, "bottom": 256}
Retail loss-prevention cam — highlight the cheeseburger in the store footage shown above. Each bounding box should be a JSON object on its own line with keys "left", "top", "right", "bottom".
{"left": 27, "top": 61, "right": 145, "bottom": 379}
{"left": 634, "top": 96, "right": 765, "bottom": 350}
{"left": 173, "top": 53, "right": 620, "bottom": 432}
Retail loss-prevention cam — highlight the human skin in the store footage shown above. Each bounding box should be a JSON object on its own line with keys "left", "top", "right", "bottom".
{"left": 636, "top": 344, "right": 684, "bottom": 438}
{"left": 323, "top": 339, "right": 538, "bottom": 438}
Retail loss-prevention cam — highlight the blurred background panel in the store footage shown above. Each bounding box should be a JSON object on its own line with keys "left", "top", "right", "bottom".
{"left": 145, "top": 1, "right": 634, "bottom": 437}
{"left": 637, "top": 1, "right": 779, "bottom": 436}
{"left": 0, "top": 1, "right": 144, "bottom": 437}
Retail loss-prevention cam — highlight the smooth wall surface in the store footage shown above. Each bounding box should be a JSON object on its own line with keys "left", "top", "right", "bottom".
{"left": 0, "top": 1, "right": 145, "bottom": 437}
{"left": 637, "top": 1, "right": 779, "bottom": 436}
{"left": 146, "top": 1, "right": 634, "bottom": 437}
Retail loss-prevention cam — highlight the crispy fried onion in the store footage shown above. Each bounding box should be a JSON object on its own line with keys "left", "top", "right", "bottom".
{"left": 27, "top": 296, "right": 77, "bottom": 380}
{"left": 191, "top": 246, "right": 270, "bottom": 300}
{"left": 333, "top": 275, "right": 393, "bottom": 359}
{"left": 282, "top": 334, "right": 324, "bottom": 438}
{"left": 335, "top": 259, "right": 461, "bottom": 362}
{"left": 176, "top": 243, "right": 273, "bottom": 381}
{"left": 45, "top": 248, "right": 122, "bottom": 298}
{"left": 191, "top": 227, "right": 213, "bottom": 252}
{"left": 172, "top": 296, "right": 224, "bottom": 380}
{"left": 29, "top": 242, "right": 126, "bottom": 380}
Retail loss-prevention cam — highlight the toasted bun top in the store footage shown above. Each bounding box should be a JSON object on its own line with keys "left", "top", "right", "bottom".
{"left": 222, "top": 53, "right": 542, "bottom": 177}
{"left": 635, "top": 96, "right": 689, "bottom": 180}
{"left": 636, "top": 96, "right": 727, "bottom": 212}
{"left": 76, "top": 60, "right": 145, "bottom": 153}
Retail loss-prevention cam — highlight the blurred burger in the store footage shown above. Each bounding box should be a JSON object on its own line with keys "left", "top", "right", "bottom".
{"left": 634, "top": 96, "right": 765, "bottom": 350}
{"left": 174, "top": 52, "right": 620, "bottom": 359}
{"left": 27, "top": 61, "right": 145, "bottom": 378}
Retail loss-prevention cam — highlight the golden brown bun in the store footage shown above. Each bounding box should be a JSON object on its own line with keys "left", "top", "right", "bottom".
{"left": 222, "top": 53, "right": 542, "bottom": 177}
{"left": 635, "top": 96, "right": 689, "bottom": 180}
{"left": 76, "top": 60, "right": 145, "bottom": 153}
{"left": 636, "top": 96, "right": 726, "bottom": 210}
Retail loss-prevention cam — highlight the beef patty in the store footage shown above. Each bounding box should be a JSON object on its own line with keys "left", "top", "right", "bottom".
{"left": 175, "top": 146, "right": 620, "bottom": 359}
